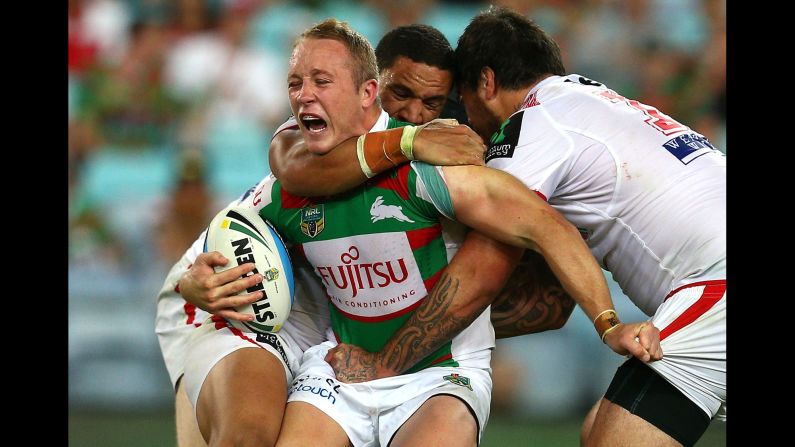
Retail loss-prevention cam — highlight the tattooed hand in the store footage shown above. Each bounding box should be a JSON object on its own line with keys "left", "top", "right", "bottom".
{"left": 325, "top": 343, "right": 396, "bottom": 383}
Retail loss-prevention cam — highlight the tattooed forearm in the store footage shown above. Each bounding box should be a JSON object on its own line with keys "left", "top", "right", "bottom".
{"left": 491, "top": 250, "right": 576, "bottom": 338}
{"left": 379, "top": 272, "right": 484, "bottom": 375}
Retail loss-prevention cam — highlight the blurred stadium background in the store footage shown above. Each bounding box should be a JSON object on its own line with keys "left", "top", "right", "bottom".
{"left": 68, "top": 0, "right": 726, "bottom": 445}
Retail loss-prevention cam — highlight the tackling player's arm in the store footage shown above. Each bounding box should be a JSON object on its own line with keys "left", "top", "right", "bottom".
{"left": 326, "top": 232, "right": 580, "bottom": 382}
{"left": 327, "top": 164, "right": 660, "bottom": 382}
{"left": 270, "top": 121, "right": 485, "bottom": 197}
{"left": 442, "top": 165, "right": 662, "bottom": 361}
{"left": 269, "top": 127, "right": 367, "bottom": 197}
{"left": 324, "top": 166, "right": 576, "bottom": 383}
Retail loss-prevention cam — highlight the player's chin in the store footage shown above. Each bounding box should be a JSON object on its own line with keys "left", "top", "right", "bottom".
{"left": 304, "top": 123, "right": 354, "bottom": 155}
{"left": 304, "top": 134, "right": 336, "bottom": 155}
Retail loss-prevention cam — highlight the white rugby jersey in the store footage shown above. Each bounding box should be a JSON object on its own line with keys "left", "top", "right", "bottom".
{"left": 486, "top": 74, "right": 725, "bottom": 316}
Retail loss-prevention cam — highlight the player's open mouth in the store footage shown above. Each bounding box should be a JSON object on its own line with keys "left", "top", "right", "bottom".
{"left": 300, "top": 114, "right": 328, "bottom": 133}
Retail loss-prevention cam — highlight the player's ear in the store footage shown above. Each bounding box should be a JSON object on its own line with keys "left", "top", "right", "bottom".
{"left": 480, "top": 67, "right": 498, "bottom": 100}
{"left": 360, "top": 78, "right": 379, "bottom": 108}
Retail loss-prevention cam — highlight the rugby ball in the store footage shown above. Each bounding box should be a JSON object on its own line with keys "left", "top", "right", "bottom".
{"left": 204, "top": 205, "right": 295, "bottom": 334}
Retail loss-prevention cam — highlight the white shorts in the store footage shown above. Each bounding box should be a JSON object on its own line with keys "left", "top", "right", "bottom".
{"left": 649, "top": 280, "right": 726, "bottom": 419}
{"left": 155, "top": 242, "right": 211, "bottom": 389}
{"left": 287, "top": 341, "right": 493, "bottom": 447}
{"left": 182, "top": 315, "right": 304, "bottom": 411}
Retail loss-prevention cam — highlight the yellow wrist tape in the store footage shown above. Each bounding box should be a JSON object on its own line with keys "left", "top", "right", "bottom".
{"left": 357, "top": 134, "right": 376, "bottom": 178}
{"left": 399, "top": 125, "right": 418, "bottom": 160}
{"left": 593, "top": 309, "right": 622, "bottom": 342}
{"left": 600, "top": 323, "right": 623, "bottom": 343}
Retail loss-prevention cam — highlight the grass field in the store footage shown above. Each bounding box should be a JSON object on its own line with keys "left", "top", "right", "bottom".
{"left": 69, "top": 411, "right": 726, "bottom": 446}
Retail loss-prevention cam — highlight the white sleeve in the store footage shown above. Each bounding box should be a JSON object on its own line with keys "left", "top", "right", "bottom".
{"left": 156, "top": 233, "right": 206, "bottom": 306}
{"left": 485, "top": 107, "right": 571, "bottom": 201}
{"left": 239, "top": 174, "right": 278, "bottom": 212}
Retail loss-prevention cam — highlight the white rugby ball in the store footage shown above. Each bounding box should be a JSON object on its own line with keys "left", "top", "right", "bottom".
{"left": 204, "top": 206, "right": 295, "bottom": 334}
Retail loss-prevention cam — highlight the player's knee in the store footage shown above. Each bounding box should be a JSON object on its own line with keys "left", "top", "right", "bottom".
{"left": 423, "top": 396, "right": 477, "bottom": 440}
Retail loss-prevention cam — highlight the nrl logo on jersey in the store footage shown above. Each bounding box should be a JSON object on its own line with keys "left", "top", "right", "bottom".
{"left": 300, "top": 204, "right": 325, "bottom": 238}
{"left": 370, "top": 196, "right": 414, "bottom": 223}
{"left": 443, "top": 373, "right": 472, "bottom": 390}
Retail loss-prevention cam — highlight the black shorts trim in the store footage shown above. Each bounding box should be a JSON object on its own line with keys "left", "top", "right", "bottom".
{"left": 604, "top": 357, "right": 711, "bottom": 447}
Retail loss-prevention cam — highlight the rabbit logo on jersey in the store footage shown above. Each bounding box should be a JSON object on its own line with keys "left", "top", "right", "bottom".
{"left": 370, "top": 196, "right": 415, "bottom": 223}
{"left": 305, "top": 233, "right": 426, "bottom": 319}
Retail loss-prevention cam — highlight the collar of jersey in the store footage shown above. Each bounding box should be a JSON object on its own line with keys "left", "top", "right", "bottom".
{"left": 370, "top": 109, "right": 390, "bottom": 132}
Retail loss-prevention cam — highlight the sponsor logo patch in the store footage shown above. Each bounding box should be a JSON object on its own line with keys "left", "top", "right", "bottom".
{"left": 486, "top": 112, "right": 523, "bottom": 163}
{"left": 443, "top": 373, "right": 473, "bottom": 390}
{"left": 521, "top": 92, "right": 540, "bottom": 109}
{"left": 300, "top": 205, "right": 325, "bottom": 238}
{"left": 303, "top": 233, "right": 426, "bottom": 319}
{"left": 662, "top": 133, "right": 718, "bottom": 164}
{"left": 289, "top": 375, "right": 341, "bottom": 404}
{"left": 315, "top": 245, "right": 410, "bottom": 299}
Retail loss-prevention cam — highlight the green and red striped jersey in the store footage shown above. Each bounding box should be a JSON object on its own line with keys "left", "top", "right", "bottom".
{"left": 240, "top": 115, "right": 493, "bottom": 373}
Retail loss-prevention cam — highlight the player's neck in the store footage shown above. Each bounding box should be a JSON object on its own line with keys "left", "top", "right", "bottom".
{"left": 494, "top": 88, "right": 531, "bottom": 121}
{"left": 497, "top": 74, "right": 555, "bottom": 119}
{"left": 360, "top": 106, "right": 384, "bottom": 132}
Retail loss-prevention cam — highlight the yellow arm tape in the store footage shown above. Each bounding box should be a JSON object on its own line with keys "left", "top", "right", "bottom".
{"left": 399, "top": 125, "right": 418, "bottom": 160}
{"left": 593, "top": 309, "right": 622, "bottom": 342}
{"left": 357, "top": 134, "right": 376, "bottom": 178}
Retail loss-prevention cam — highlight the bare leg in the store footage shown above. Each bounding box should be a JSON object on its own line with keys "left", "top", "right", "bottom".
{"left": 195, "top": 348, "right": 288, "bottom": 447}
{"left": 390, "top": 395, "right": 477, "bottom": 447}
{"left": 585, "top": 398, "right": 682, "bottom": 447}
{"left": 579, "top": 399, "right": 601, "bottom": 447}
{"left": 176, "top": 379, "right": 208, "bottom": 447}
{"left": 275, "top": 402, "right": 351, "bottom": 447}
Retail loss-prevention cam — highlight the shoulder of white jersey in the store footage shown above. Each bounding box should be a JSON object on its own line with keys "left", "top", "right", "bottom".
{"left": 272, "top": 116, "right": 299, "bottom": 140}
{"left": 550, "top": 74, "right": 608, "bottom": 94}
{"left": 483, "top": 76, "right": 588, "bottom": 163}
{"left": 532, "top": 74, "right": 612, "bottom": 106}
{"left": 239, "top": 174, "right": 279, "bottom": 211}
{"left": 235, "top": 183, "right": 260, "bottom": 204}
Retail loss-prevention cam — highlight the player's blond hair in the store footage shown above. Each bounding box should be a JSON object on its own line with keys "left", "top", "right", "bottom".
{"left": 294, "top": 18, "right": 378, "bottom": 88}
